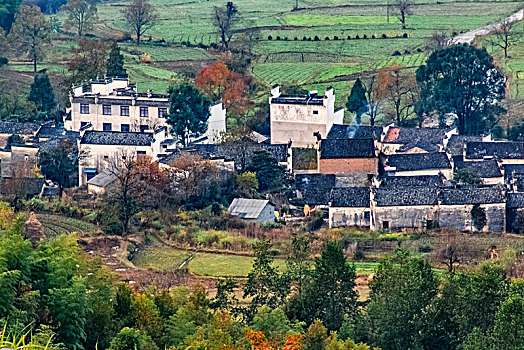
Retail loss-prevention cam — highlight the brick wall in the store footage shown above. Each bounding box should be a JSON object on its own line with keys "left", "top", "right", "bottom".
{"left": 319, "top": 158, "right": 378, "bottom": 174}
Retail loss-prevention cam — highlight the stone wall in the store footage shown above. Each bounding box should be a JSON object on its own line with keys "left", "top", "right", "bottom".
{"left": 372, "top": 206, "right": 437, "bottom": 230}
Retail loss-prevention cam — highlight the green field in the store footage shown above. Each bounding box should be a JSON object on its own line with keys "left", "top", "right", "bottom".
{"left": 37, "top": 214, "right": 99, "bottom": 237}
{"left": 133, "top": 247, "right": 379, "bottom": 277}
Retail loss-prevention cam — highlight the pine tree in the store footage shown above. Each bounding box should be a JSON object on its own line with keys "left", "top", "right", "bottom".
{"left": 346, "top": 78, "right": 368, "bottom": 125}
{"left": 28, "top": 72, "right": 55, "bottom": 117}
{"left": 106, "top": 42, "right": 127, "bottom": 78}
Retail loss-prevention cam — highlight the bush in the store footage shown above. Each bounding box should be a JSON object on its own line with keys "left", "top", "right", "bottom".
{"left": 324, "top": 36, "right": 330, "bottom": 40}
{"left": 294, "top": 37, "right": 298, "bottom": 40}
{"left": 313, "top": 36, "right": 319, "bottom": 41}
{"left": 347, "top": 35, "right": 351, "bottom": 40}
{"left": 372, "top": 34, "right": 376, "bottom": 39}
{"left": 419, "top": 245, "right": 432, "bottom": 253}
{"left": 363, "top": 34, "right": 367, "bottom": 39}
{"left": 284, "top": 37, "right": 288, "bottom": 40}
{"left": 382, "top": 33, "right": 387, "bottom": 39}
{"left": 353, "top": 249, "right": 365, "bottom": 261}
{"left": 333, "top": 36, "right": 338, "bottom": 40}
{"left": 307, "top": 37, "right": 312, "bottom": 41}
{"left": 355, "top": 35, "right": 360, "bottom": 39}
{"left": 392, "top": 50, "right": 402, "bottom": 56}
{"left": 276, "top": 36, "right": 281, "bottom": 40}
{"left": 417, "top": 48, "right": 423, "bottom": 52}
{"left": 24, "top": 198, "right": 49, "bottom": 212}
{"left": 404, "top": 50, "right": 411, "bottom": 54}
{"left": 302, "top": 36, "right": 307, "bottom": 41}
{"left": 0, "top": 57, "right": 7, "bottom": 67}
{"left": 268, "top": 35, "right": 273, "bottom": 40}
{"left": 403, "top": 33, "right": 408, "bottom": 38}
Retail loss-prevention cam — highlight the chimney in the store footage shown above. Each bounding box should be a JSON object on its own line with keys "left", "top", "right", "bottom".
{"left": 270, "top": 85, "right": 281, "bottom": 98}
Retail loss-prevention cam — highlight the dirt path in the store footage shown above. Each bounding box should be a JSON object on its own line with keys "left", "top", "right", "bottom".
{"left": 449, "top": 8, "right": 523, "bottom": 45}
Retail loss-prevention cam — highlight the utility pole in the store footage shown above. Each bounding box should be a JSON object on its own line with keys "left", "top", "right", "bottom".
{"left": 387, "top": 0, "right": 390, "bottom": 24}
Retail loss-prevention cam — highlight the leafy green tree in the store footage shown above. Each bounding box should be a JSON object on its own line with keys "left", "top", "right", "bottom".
{"left": 252, "top": 306, "right": 296, "bottom": 337}
{"left": 302, "top": 241, "right": 357, "bottom": 331}
{"left": 243, "top": 238, "right": 289, "bottom": 321}
{"left": 346, "top": 78, "right": 368, "bottom": 125}
{"left": 470, "top": 204, "right": 487, "bottom": 231}
{"left": 8, "top": 5, "right": 51, "bottom": 72}
{"left": 367, "top": 249, "right": 438, "bottom": 350}
{"left": 121, "top": 0, "right": 157, "bottom": 46}
{"left": 302, "top": 319, "right": 328, "bottom": 350}
{"left": 0, "top": 0, "right": 22, "bottom": 31}
{"left": 247, "top": 150, "right": 287, "bottom": 192}
{"left": 210, "top": 277, "right": 238, "bottom": 311}
{"left": 235, "top": 171, "right": 258, "bottom": 198}
{"left": 5, "top": 134, "right": 24, "bottom": 150}
{"left": 416, "top": 44, "right": 506, "bottom": 135}
{"left": 107, "top": 42, "right": 127, "bottom": 77}
{"left": 28, "top": 72, "right": 56, "bottom": 118}
{"left": 38, "top": 138, "right": 86, "bottom": 196}
{"left": 454, "top": 168, "right": 482, "bottom": 185}
{"left": 109, "top": 327, "right": 158, "bottom": 350}
{"left": 285, "top": 234, "right": 312, "bottom": 323}
{"left": 167, "top": 84, "right": 210, "bottom": 146}
{"left": 489, "top": 292, "right": 524, "bottom": 349}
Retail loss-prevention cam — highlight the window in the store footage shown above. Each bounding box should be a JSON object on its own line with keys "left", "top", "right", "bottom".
{"left": 121, "top": 124, "right": 130, "bottom": 132}
{"left": 140, "top": 107, "right": 149, "bottom": 117}
{"left": 103, "top": 123, "right": 112, "bottom": 131}
{"left": 158, "top": 108, "right": 168, "bottom": 118}
{"left": 103, "top": 155, "right": 108, "bottom": 159}
{"left": 140, "top": 125, "right": 148, "bottom": 133}
{"left": 80, "top": 104, "right": 90, "bottom": 114}
{"left": 137, "top": 151, "right": 146, "bottom": 155}
{"left": 382, "top": 221, "right": 390, "bottom": 229}
{"left": 313, "top": 110, "right": 319, "bottom": 115}
{"left": 364, "top": 211, "right": 370, "bottom": 220}
{"left": 80, "top": 121, "right": 89, "bottom": 129}
{"left": 102, "top": 105, "right": 112, "bottom": 115}
{"left": 120, "top": 106, "right": 129, "bottom": 116}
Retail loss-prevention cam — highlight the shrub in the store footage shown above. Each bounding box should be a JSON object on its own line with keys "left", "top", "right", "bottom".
{"left": 284, "top": 37, "right": 288, "bottom": 40}
{"left": 403, "top": 33, "right": 408, "bottom": 38}
{"left": 0, "top": 57, "right": 7, "bottom": 67}
{"left": 417, "top": 48, "right": 423, "bottom": 52}
{"left": 24, "top": 198, "right": 49, "bottom": 212}
{"left": 324, "top": 36, "right": 330, "bottom": 40}
{"left": 353, "top": 249, "right": 365, "bottom": 261}
{"left": 382, "top": 33, "right": 387, "bottom": 39}
{"left": 418, "top": 245, "right": 432, "bottom": 253}
{"left": 372, "top": 34, "right": 376, "bottom": 39}
{"left": 392, "top": 50, "right": 402, "bottom": 56}
{"left": 276, "top": 36, "right": 281, "bottom": 40}
{"left": 268, "top": 35, "right": 273, "bottom": 40}
{"left": 333, "top": 35, "right": 338, "bottom": 40}
{"left": 303, "top": 36, "right": 307, "bottom": 41}
{"left": 314, "top": 36, "right": 319, "bottom": 41}
{"left": 363, "top": 34, "right": 367, "bottom": 39}
{"left": 347, "top": 35, "right": 351, "bottom": 40}
{"left": 294, "top": 37, "right": 298, "bottom": 40}
{"left": 355, "top": 35, "right": 360, "bottom": 39}
{"left": 308, "top": 37, "right": 312, "bottom": 41}
{"left": 404, "top": 49, "right": 411, "bottom": 54}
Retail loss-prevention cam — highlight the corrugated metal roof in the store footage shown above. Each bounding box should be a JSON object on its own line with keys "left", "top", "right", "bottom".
{"left": 228, "top": 198, "right": 270, "bottom": 219}
{"left": 87, "top": 168, "right": 118, "bottom": 187}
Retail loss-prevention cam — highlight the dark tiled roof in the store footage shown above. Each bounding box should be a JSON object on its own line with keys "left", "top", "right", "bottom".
{"left": 0, "top": 121, "right": 41, "bottom": 135}
{"left": 465, "top": 141, "right": 524, "bottom": 160}
{"left": 330, "top": 187, "right": 370, "bottom": 207}
{"left": 381, "top": 175, "right": 444, "bottom": 187}
{"left": 383, "top": 127, "right": 450, "bottom": 145}
{"left": 385, "top": 152, "right": 451, "bottom": 172}
{"left": 0, "top": 178, "right": 44, "bottom": 196}
{"left": 320, "top": 138, "right": 375, "bottom": 159}
{"left": 35, "top": 126, "right": 79, "bottom": 140}
{"left": 446, "top": 135, "right": 482, "bottom": 156}
{"left": 80, "top": 131, "right": 153, "bottom": 146}
{"left": 398, "top": 141, "right": 440, "bottom": 153}
{"left": 504, "top": 164, "right": 524, "bottom": 178}
{"left": 438, "top": 185, "right": 505, "bottom": 205}
{"left": 374, "top": 186, "right": 438, "bottom": 206}
{"left": 271, "top": 94, "right": 324, "bottom": 106}
{"left": 327, "top": 125, "right": 383, "bottom": 141}
{"left": 301, "top": 189, "right": 332, "bottom": 205}
{"left": 453, "top": 157, "right": 502, "bottom": 178}
{"left": 295, "top": 174, "right": 336, "bottom": 191}
{"left": 507, "top": 193, "right": 524, "bottom": 208}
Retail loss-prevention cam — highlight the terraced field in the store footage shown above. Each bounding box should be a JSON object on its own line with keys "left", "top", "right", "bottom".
{"left": 37, "top": 214, "right": 99, "bottom": 238}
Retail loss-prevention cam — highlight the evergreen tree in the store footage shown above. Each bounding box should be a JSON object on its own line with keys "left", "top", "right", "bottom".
{"left": 346, "top": 78, "right": 368, "bottom": 125}
{"left": 28, "top": 72, "right": 55, "bottom": 117}
{"left": 247, "top": 150, "right": 287, "bottom": 192}
{"left": 167, "top": 84, "right": 210, "bottom": 146}
{"left": 107, "top": 42, "right": 127, "bottom": 78}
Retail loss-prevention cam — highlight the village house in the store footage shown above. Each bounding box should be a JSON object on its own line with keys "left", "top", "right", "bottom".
{"left": 327, "top": 124, "right": 385, "bottom": 141}
{"left": 371, "top": 186, "right": 439, "bottom": 230}
{"left": 318, "top": 138, "right": 378, "bottom": 175}
{"left": 381, "top": 126, "right": 456, "bottom": 155}
{"left": 0, "top": 120, "right": 41, "bottom": 147}
{"left": 465, "top": 141, "right": 524, "bottom": 165}
{"left": 504, "top": 164, "right": 524, "bottom": 192}
{"left": 445, "top": 134, "right": 488, "bottom": 157}
{"left": 453, "top": 156, "right": 503, "bottom": 185}
{"left": 269, "top": 86, "right": 344, "bottom": 147}
{"left": 438, "top": 185, "right": 506, "bottom": 232}
{"left": 328, "top": 187, "right": 371, "bottom": 228}
{"left": 228, "top": 198, "right": 275, "bottom": 224}
{"left": 379, "top": 175, "right": 445, "bottom": 188}
{"left": 32, "top": 125, "right": 79, "bottom": 143}
{"left": 86, "top": 168, "right": 118, "bottom": 195}
{"left": 295, "top": 173, "right": 336, "bottom": 206}
{"left": 381, "top": 152, "right": 453, "bottom": 178}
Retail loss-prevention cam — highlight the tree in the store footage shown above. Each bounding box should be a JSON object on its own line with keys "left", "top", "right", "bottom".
{"left": 361, "top": 75, "right": 381, "bottom": 126}
{"left": 109, "top": 327, "right": 158, "bottom": 350}
{"left": 346, "top": 78, "right": 368, "bottom": 125}
{"left": 489, "top": 292, "right": 524, "bottom": 349}
{"left": 285, "top": 233, "right": 311, "bottom": 321}
{"left": 492, "top": 19, "right": 522, "bottom": 59}
{"left": 62, "top": 0, "right": 97, "bottom": 37}
{"left": 470, "top": 204, "right": 486, "bottom": 231}
{"left": 6, "top": 133, "right": 24, "bottom": 150}
{"left": 121, "top": 0, "right": 157, "bottom": 46}
{"left": 377, "top": 64, "right": 418, "bottom": 126}
{"left": 235, "top": 171, "right": 258, "bottom": 198}
{"left": 67, "top": 38, "right": 108, "bottom": 85}
{"left": 38, "top": 138, "right": 87, "bottom": 197}
{"left": 243, "top": 238, "right": 289, "bottom": 321}
{"left": 8, "top": 5, "right": 51, "bottom": 72}
{"left": 106, "top": 42, "right": 127, "bottom": 78}
{"left": 367, "top": 249, "right": 438, "bottom": 350}
{"left": 213, "top": 1, "right": 238, "bottom": 50}
{"left": 247, "top": 150, "right": 287, "bottom": 192}
{"left": 416, "top": 44, "right": 506, "bottom": 135}
{"left": 167, "top": 84, "right": 210, "bottom": 146}
{"left": 454, "top": 168, "right": 482, "bottom": 185}
{"left": 394, "top": 0, "right": 412, "bottom": 30}
{"left": 302, "top": 320, "right": 328, "bottom": 350}
{"left": 28, "top": 72, "right": 56, "bottom": 117}
{"left": 304, "top": 241, "right": 357, "bottom": 331}
{"left": 0, "top": 0, "right": 22, "bottom": 32}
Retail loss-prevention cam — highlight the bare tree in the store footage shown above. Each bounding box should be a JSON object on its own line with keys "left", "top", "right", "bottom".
{"left": 213, "top": 1, "right": 239, "bottom": 50}
{"left": 361, "top": 74, "right": 381, "bottom": 126}
{"left": 492, "top": 19, "right": 522, "bottom": 59}
{"left": 394, "top": 0, "right": 413, "bottom": 30}
{"left": 122, "top": 0, "right": 158, "bottom": 46}
{"left": 63, "top": 0, "right": 98, "bottom": 37}
{"left": 377, "top": 64, "right": 418, "bottom": 125}
{"left": 427, "top": 31, "right": 448, "bottom": 50}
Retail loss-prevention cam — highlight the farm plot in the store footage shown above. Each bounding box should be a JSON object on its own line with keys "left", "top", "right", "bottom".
{"left": 37, "top": 214, "right": 99, "bottom": 238}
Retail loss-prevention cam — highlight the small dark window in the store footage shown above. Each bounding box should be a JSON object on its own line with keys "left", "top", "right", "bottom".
{"left": 80, "top": 104, "right": 90, "bottom": 114}
{"left": 103, "top": 155, "right": 108, "bottom": 159}
{"left": 313, "top": 110, "right": 319, "bottom": 115}
{"left": 102, "top": 105, "right": 112, "bottom": 115}
{"left": 382, "top": 221, "right": 390, "bottom": 229}
{"left": 158, "top": 108, "right": 168, "bottom": 118}
{"left": 80, "top": 121, "right": 88, "bottom": 128}
{"left": 120, "top": 106, "right": 129, "bottom": 116}
{"left": 121, "top": 124, "right": 130, "bottom": 132}
{"left": 140, "top": 125, "right": 148, "bottom": 133}
{"left": 140, "top": 107, "right": 149, "bottom": 117}
{"left": 103, "top": 123, "right": 112, "bottom": 131}
{"left": 364, "top": 211, "right": 370, "bottom": 220}
{"left": 137, "top": 151, "right": 146, "bottom": 155}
